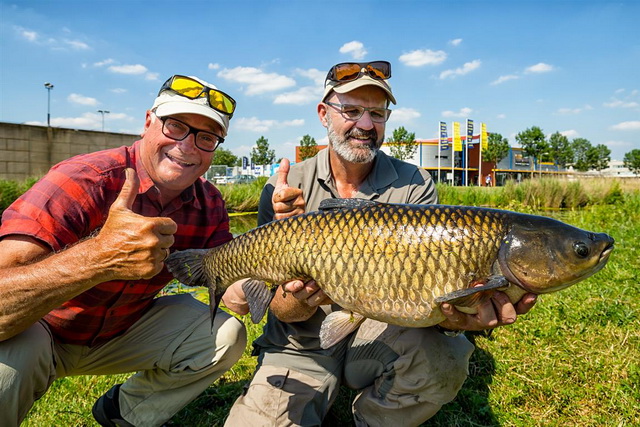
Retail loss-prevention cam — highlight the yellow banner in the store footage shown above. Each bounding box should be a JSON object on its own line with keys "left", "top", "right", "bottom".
{"left": 453, "top": 122, "right": 462, "bottom": 151}
{"left": 481, "top": 123, "right": 488, "bottom": 150}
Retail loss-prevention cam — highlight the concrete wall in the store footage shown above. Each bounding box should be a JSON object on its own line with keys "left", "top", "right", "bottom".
{"left": 0, "top": 122, "right": 138, "bottom": 181}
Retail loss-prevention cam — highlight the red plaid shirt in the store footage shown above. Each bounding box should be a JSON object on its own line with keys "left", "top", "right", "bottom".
{"left": 0, "top": 141, "right": 232, "bottom": 346}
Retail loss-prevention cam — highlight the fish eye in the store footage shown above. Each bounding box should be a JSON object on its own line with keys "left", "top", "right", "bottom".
{"left": 573, "top": 241, "right": 590, "bottom": 258}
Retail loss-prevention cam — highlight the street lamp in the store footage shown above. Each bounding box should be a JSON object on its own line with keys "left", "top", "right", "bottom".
{"left": 97, "top": 109, "right": 110, "bottom": 132}
{"left": 44, "top": 82, "right": 54, "bottom": 127}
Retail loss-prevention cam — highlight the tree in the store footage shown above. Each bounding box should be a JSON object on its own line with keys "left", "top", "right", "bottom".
{"left": 386, "top": 126, "right": 418, "bottom": 161}
{"left": 623, "top": 149, "right": 640, "bottom": 175}
{"left": 251, "top": 136, "right": 275, "bottom": 166}
{"left": 299, "top": 134, "right": 318, "bottom": 160}
{"left": 515, "top": 126, "right": 549, "bottom": 175}
{"left": 483, "top": 132, "right": 510, "bottom": 165}
{"left": 548, "top": 132, "right": 573, "bottom": 168}
{"left": 571, "top": 138, "right": 593, "bottom": 172}
{"left": 211, "top": 147, "right": 238, "bottom": 167}
{"left": 588, "top": 144, "right": 611, "bottom": 172}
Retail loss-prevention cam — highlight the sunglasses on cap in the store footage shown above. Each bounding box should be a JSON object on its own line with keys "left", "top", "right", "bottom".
{"left": 159, "top": 75, "right": 237, "bottom": 117}
{"left": 325, "top": 61, "right": 392, "bottom": 83}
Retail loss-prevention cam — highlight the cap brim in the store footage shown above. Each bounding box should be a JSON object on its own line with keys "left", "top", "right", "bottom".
{"left": 323, "top": 75, "right": 396, "bottom": 104}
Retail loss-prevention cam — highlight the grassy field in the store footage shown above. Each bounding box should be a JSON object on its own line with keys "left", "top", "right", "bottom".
{"left": 17, "top": 178, "right": 640, "bottom": 426}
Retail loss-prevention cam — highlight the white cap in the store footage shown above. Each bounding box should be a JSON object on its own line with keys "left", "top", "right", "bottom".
{"left": 322, "top": 74, "right": 396, "bottom": 105}
{"left": 152, "top": 76, "right": 230, "bottom": 137}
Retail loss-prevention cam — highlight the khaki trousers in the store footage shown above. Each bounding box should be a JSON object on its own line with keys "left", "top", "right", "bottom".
{"left": 0, "top": 294, "right": 246, "bottom": 426}
{"left": 225, "top": 319, "right": 474, "bottom": 427}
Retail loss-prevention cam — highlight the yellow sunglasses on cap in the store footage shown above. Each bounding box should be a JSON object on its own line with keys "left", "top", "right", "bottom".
{"left": 159, "top": 75, "right": 237, "bottom": 117}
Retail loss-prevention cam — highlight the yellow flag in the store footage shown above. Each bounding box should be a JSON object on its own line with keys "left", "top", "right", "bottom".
{"left": 453, "top": 122, "right": 462, "bottom": 151}
{"left": 481, "top": 123, "right": 488, "bottom": 150}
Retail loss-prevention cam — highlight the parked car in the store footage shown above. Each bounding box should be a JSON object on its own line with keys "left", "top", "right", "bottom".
{"left": 213, "top": 176, "right": 228, "bottom": 185}
{"left": 226, "top": 175, "right": 257, "bottom": 185}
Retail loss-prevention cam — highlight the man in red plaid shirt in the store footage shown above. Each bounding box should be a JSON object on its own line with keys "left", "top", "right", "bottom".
{"left": 0, "top": 75, "right": 247, "bottom": 426}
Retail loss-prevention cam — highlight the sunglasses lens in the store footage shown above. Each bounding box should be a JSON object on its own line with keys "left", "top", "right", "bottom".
{"left": 366, "top": 62, "right": 391, "bottom": 80}
{"left": 209, "top": 91, "right": 235, "bottom": 115}
{"left": 170, "top": 76, "right": 205, "bottom": 98}
{"left": 333, "top": 63, "right": 363, "bottom": 82}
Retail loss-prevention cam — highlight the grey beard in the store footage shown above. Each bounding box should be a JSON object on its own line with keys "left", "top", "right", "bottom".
{"left": 327, "top": 116, "right": 384, "bottom": 164}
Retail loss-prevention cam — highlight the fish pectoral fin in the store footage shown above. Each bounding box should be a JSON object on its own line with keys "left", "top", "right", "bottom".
{"left": 318, "top": 198, "right": 379, "bottom": 211}
{"left": 208, "top": 285, "right": 222, "bottom": 331}
{"left": 242, "top": 279, "right": 276, "bottom": 324}
{"left": 165, "top": 249, "right": 210, "bottom": 287}
{"left": 435, "top": 276, "right": 510, "bottom": 307}
{"left": 319, "top": 310, "right": 366, "bottom": 349}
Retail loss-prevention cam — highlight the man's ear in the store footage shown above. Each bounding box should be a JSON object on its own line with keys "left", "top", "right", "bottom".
{"left": 141, "top": 110, "right": 154, "bottom": 137}
{"left": 317, "top": 103, "right": 328, "bottom": 128}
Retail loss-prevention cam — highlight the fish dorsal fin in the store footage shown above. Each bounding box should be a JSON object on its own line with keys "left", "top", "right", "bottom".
{"left": 435, "top": 276, "right": 509, "bottom": 307}
{"left": 242, "top": 279, "right": 276, "bottom": 324}
{"left": 318, "top": 198, "right": 379, "bottom": 211}
{"left": 319, "top": 310, "right": 366, "bottom": 349}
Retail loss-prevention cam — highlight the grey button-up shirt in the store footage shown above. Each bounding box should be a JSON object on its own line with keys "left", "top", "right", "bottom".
{"left": 254, "top": 148, "right": 438, "bottom": 354}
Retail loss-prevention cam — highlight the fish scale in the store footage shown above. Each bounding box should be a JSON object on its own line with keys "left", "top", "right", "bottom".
{"left": 166, "top": 199, "right": 614, "bottom": 346}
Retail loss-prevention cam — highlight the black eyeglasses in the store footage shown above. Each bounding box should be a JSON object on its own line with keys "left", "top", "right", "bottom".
{"left": 158, "top": 116, "right": 224, "bottom": 152}
{"left": 324, "top": 102, "right": 392, "bottom": 123}
{"left": 159, "top": 75, "right": 236, "bottom": 117}
{"left": 325, "top": 61, "right": 392, "bottom": 83}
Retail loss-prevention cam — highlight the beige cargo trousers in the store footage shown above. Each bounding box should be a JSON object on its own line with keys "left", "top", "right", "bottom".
{"left": 0, "top": 294, "right": 246, "bottom": 426}
{"left": 226, "top": 319, "right": 474, "bottom": 427}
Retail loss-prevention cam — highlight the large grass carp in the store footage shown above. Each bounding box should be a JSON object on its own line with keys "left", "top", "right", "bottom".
{"left": 166, "top": 198, "right": 614, "bottom": 348}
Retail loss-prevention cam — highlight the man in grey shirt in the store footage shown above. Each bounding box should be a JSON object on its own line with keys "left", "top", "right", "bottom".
{"left": 223, "top": 61, "right": 537, "bottom": 426}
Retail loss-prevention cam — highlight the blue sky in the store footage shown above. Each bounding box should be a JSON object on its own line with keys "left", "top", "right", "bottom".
{"left": 1, "top": 0, "right": 639, "bottom": 162}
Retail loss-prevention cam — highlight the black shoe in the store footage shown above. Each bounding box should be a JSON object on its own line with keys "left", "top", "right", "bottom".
{"left": 92, "top": 384, "right": 135, "bottom": 427}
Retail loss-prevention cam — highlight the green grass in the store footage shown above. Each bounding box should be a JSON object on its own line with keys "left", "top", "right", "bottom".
{"left": 18, "top": 180, "right": 640, "bottom": 426}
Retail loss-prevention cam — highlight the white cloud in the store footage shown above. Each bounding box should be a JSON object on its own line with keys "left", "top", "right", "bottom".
{"left": 208, "top": 63, "right": 220, "bottom": 70}
{"left": 556, "top": 105, "right": 593, "bottom": 115}
{"left": 218, "top": 66, "right": 296, "bottom": 95}
{"left": 110, "top": 88, "right": 127, "bottom": 94}
{"left": 525, "top": 62, "right": 554, "bottom": 73}
{"left": 388, "top": 107, "right": 421, "bottom": 123}
{"left": 449, "top": 38, "right": 463, "bottom": 47}
{"left": 144, "top": 72, "right": 160, "bottom": 81}
{"left": 68, "top": 93, "right": 99, "bottom": 106}
{"left": 108, "top": 64, "right": 148, "bottom": 75}
{"left": 610, "top": 121, "right": 640, "bottom": 131}
{"left": 491, "top": 74, "right": 519, "bottom": 85}
{"left": 603, "top": 99, "right": 639, "bottom": 109}
{"left": 399, "top": 49, "right": 447, "bottom": 67}
{"left": 295, "top": 68, "right": 326, "bottom": 85}
{"left": 15, "top": 26, "right": 38, "bottom": 42}
{"left": 439, "top": 60, "right": 481, "bottom": 79}
{"left": 442, "top": 107, "right": 473, "bottom": 118}
{"left": 234, "top": 117, "right": 304, "bottom": 132}
{"left": 496, "top": 114, "right": 506, "bottom": 119}
{"left": 339, "top": 41, "right": 367, "bottom": 60}
{"left": 64, "top": 39, "right": 90, "bottom": 50}
{"left": 560, "top": 130, "right": 580, "bottom": 138}
{"left": 274, "top": 86, "right": 323, "bottom": 105}
{"left": 94, "top": 58, "right": 115, "bottom": 67}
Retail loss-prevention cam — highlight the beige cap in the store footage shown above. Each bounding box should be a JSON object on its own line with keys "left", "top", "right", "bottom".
{"left": 322, "top": 74, "right": 396, "bottom": 105}
{"left": 152, "top": 76, "right": 231, "bottom": 137}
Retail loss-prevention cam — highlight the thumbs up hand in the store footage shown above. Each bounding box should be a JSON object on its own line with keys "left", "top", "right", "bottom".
{"left": 95, "top": 168, "right": 178, "bottom": 280}
{"left": 272, "top": 158, "right": 305, "bottom": 220}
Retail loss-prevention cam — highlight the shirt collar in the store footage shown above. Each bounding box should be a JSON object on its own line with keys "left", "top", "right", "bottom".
{"left": 317, "top": 147, "right": 399, "bottom": 197}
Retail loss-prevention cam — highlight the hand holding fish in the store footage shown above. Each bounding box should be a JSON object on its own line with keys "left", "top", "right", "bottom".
{"left": 95, "top": 168, "right": 177, "bottom": 280}
{"left": 269, "top": 279, "right": 334, "bottom": 323}
{"left": 272, "top": 158, "right": 305, "bottom": 220}
{"left": 438, "top": 289, "right": 538, "bottom": 332}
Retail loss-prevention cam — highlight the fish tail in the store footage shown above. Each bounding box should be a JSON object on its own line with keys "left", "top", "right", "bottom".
{"left": 165, "top": 249, "right": 210, "bottom": 287}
